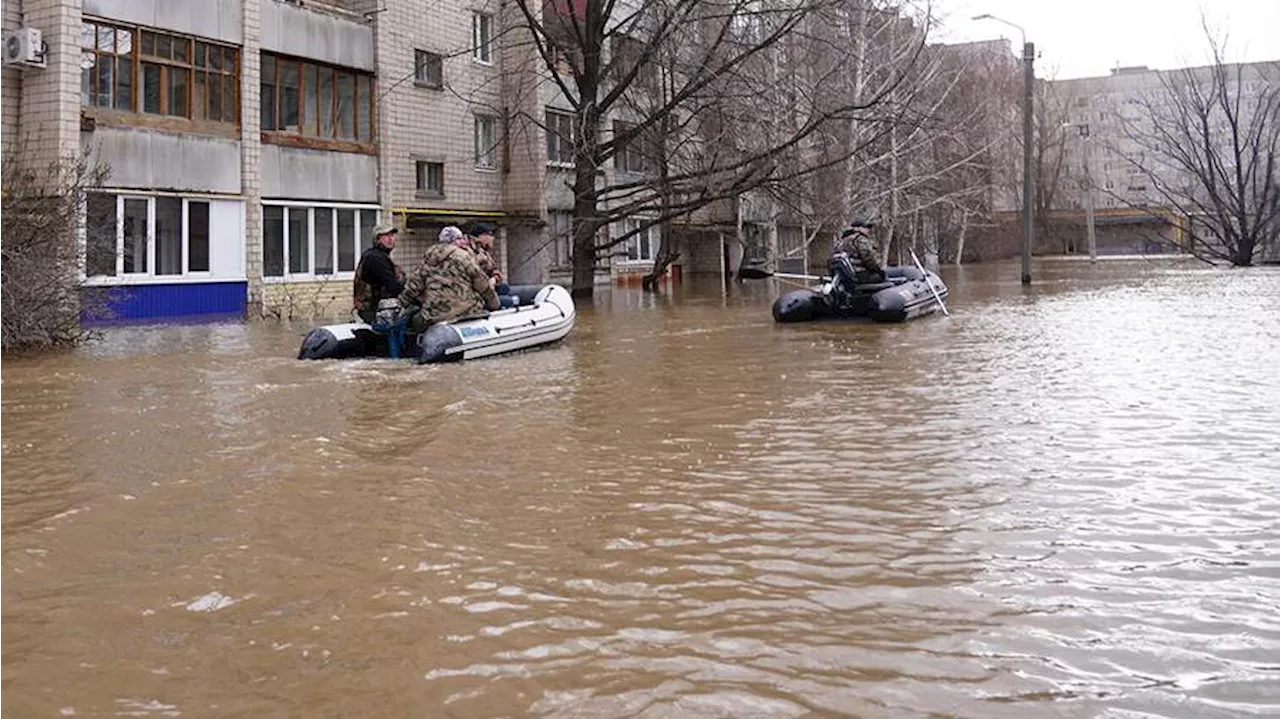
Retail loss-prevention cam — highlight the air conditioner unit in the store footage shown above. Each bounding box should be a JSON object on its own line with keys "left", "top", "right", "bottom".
{"left": 3, "top": 27, "right": 46, "bottom": 69}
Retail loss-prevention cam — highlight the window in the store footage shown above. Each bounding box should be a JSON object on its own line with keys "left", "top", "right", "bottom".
{"left": 473, "top": 13, "right": 494, "bottom": 64}
{"left": 610, "top": 34, "right": 654, "bottom": 87}
{"left": 474, "top": 114, "right": 497, "bottom": 169}
{"left": 260, "top": 53, "right": 376, "bottom": 146}
{"left": 416, "top": 160, "right": 444, "bottom": 196}
{"left": 84, "top": 193, "right": 214, "bottom": 277}
{"left": 620, "top": 217, "right": 656, "bottom": 261}
{"left": 546, "top": 108, "right": 575, "bottom": 165}
{"left": 548, "top": 209, "right": 573, "bottom": 268}
{"left": 262, "top": 203, "right": 380, "bottom": 279}
{"left": 613, "top": 120, "right": 651, "bottom": 174}
{"left": 415, "top": 50, "right": 443, "bottom": 88}
{"left": 81, "top": 21, "right": 133, "bottom": 110}
{"left": 541, "top": 0, "right": 582, "bottom": 74}
{"left": 81, "top": 19, "right": 238, "bottom": 126}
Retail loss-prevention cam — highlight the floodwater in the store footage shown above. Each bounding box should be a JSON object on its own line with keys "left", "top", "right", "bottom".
{"left": 3, "top": 258, "right": 1278, "bottom": 717}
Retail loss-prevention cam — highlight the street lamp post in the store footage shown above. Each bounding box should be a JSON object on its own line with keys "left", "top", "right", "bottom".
{"left": 1079, "top": 124, "right": 1097, "bottom": 262}
{"left": 974, "top": 14, "right": 1034, "bottom": 284}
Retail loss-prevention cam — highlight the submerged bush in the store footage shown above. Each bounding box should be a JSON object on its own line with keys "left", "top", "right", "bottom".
{"left": 2, "top": 152, "right": 115, "bottom": 351}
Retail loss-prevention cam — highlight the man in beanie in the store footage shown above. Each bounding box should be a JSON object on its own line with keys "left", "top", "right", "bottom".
{"left": 352, "top": 223, "right": 405, "bottom": 324}
{"left": 438, "top": 225, "right": 464, "bottom": 244}
{"left": 397, "top": 230, "right": 499, "bottom": 331}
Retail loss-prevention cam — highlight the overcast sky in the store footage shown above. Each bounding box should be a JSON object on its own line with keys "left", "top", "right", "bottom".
{"left": 932, "top": 0, "right": 1280, "bottom": 79}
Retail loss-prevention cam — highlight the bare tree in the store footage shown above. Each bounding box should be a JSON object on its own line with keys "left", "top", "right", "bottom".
{"left": 506, "top": 0, "right": 922, "bottom": 296}
{"left": 1116, "top": 28, "right": 1279, "bottom": 266}
{"left": 2, "top": 149, "right": 118, "bottom": 351}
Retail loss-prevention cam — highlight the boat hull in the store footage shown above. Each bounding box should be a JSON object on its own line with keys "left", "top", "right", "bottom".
{"left": 297, "top": 284, "right": 576, "bottom": 363}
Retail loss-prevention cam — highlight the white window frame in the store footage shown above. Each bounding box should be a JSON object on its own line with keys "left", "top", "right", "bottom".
{"left": 620, "top": 217, "right": 657, "bottom": 262}
{"left": 474, "top": 114, "right": 497, "bottom": 170}
{"left": 472, "top": 13, "right": 493, "bottom": 65}
{"left": 261, "top": 201, "right": 381, "bottom": 282}
{"left": 80, "top": 192, "right": 221, "bottom": 285}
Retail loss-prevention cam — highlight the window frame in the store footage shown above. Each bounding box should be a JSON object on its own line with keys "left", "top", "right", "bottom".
{"left": 620, "top": 217, "right": 657, "bottom": 262}
{"left": 260, "top": 52, "right": 378, "bottom": 154}
{"left": 80, "top": 17, "right": 240, "bottom": 133}
{"left": 545, "top": 107, "right": 576, "bottom": 166}
{"left": 81, "top": 192, "right": 219, "bottom": 283}
{"left": 472, "top": 12, "right": 494, "bottom": 65}
{"left": 414, "top": 49, "right": 444, "bottom": 89}
{"left": 261, "top": 201, "right": 382, "bottom": 282}
{"left": 613, "top": 119, "right": 652, "bottom": 175}
{"left": 474, "top": 114, "right": 498, "bottom": 170}
{"left": 548, "top": 209, "right": 573, "bottom": 269}
{"left": 416, "top": 160, "right": 445, "bottom": 198}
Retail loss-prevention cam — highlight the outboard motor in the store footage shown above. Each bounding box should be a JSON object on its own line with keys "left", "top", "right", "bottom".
{"left": 298, "top": 327, "right": 341, "bottom": 359}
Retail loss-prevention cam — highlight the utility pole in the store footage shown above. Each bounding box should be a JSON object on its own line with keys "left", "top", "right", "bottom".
{"left": 1021, "top": 40, "right": 1035, "bottom": 284}
{"left": 975, "top": 14, "right": 1035, "bottom": 284}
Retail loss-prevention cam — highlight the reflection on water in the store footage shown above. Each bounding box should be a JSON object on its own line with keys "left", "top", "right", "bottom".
{"left": 3, "top": 259, "right": 1279, "bottom": 717}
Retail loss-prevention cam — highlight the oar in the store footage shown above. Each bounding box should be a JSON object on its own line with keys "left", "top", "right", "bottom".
{"left": 737, "top": 267, "right": 828, "bottom": 282}
{"left": 909, "top": 249, "right": 950, "bottom": 317}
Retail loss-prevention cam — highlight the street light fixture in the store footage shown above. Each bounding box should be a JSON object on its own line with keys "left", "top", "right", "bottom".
{"left": 1063, "top": 121, "right": 1097, "bottom": 262}
{"left": 974, "top": 13, "right": 1035, "bottom": 285}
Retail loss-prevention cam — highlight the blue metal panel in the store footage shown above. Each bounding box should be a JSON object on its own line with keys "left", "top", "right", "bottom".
{"left": 82, "top": 282, "right": 248, "bottom": 326}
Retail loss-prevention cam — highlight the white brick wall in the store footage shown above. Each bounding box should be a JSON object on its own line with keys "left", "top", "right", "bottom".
{"left": 11, "top": 0, "right": 82, "bottom": 173}
{"left": 377, "top": 0, "right": 505, "bottom": 213}
{"left": 242, "top": 0, "right": 264, "bottom": 307}
{"left": 1, "top": 1, "right": 23, "bottom": 163}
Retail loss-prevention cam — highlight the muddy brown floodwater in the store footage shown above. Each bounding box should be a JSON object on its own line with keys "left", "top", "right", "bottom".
{"left": 3, "top": 258, "right": 1279, "bottom": 717}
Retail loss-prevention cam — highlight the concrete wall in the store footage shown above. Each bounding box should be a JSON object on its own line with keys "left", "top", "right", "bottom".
{"left": 83, "top": 0, "right": 242, "bottom": 44}
{"left": 261, "top": 0, "right": 374, "bottom": 71}
{"left": 83, "top": 127, "right": 241, "bottom": 193}
{"left": 260, "top": 145, "right": 377, "bottom": 202}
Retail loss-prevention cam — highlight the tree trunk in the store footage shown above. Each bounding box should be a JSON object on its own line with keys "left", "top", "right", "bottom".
{"left": 570, "top": 163, "right": 599, "bottom": 298}
{"left": 1235, "top": 237, "right": 1256, "bottom": 267}
{"left": 955, "top": 210, "right": 968, "bottom": 266}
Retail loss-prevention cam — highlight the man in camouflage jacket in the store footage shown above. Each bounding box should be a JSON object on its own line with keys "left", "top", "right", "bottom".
{"left": 829, "top": 220, "right": 886, "bottom": 285}
{"left": 397, "top": 241, "right": 500, "bottom": 332}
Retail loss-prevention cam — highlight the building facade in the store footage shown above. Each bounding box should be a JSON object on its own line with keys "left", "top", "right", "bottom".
{"left": 2, "top": 0, "right": 705, "bottom": 324}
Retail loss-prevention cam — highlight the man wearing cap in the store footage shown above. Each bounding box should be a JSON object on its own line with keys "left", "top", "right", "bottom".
{"left": 465, "top": 223, "right": 502, "bottom": 283}
{"left": 352, "top": 223, "right": 405, "bottom": 324}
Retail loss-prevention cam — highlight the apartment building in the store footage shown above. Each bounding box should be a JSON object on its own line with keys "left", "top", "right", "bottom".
{"left": 1051, "top": 61, "right": 1278, "bottom": 256}
{"left": 2, "top": 0, "right": 674, "bottom": 324}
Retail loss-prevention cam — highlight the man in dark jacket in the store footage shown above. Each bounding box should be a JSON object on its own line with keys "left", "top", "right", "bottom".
{"left": 352, "top": 223, "right": 405, "bottom": 324}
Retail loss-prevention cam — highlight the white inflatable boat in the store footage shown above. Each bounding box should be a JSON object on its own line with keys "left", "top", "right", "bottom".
{"left": 297, "top": 284, "right": 576, "bottom": 364}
